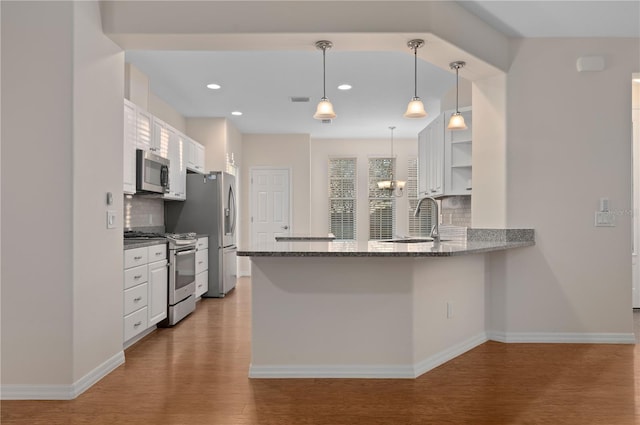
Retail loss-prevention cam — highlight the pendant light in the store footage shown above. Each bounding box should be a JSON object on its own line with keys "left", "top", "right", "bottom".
{"left": 404, "top": 39, "right": 427, "bottom": 119}
{"left": 447, "top": 61, "right": 468, "bottom": 130}
{"left": 377, "top": 126, "right": 406, "bottom": 196}
{"left": 313, "top": 40, "right": 336, "bottom": 120}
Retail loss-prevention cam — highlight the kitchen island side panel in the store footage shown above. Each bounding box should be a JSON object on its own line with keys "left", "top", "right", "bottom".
{"left": 250, "top": 257, "right": 415, "bottom": 369}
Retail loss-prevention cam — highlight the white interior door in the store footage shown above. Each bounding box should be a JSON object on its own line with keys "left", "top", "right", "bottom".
{"left": 251, "top": 168, "right": 291, "bottom": 244}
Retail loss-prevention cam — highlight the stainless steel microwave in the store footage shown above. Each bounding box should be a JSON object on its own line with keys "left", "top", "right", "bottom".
{"left": 136, "top": 149, "right": 170, "bottom": 194}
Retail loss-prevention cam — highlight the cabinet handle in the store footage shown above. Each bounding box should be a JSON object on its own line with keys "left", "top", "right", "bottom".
{"left": 134, "top": 321, "right": 142, "bottom": 327}
{"left": 134, "top": 275, "right": 142, "bottom": 279}
{"left": 134, "top": 256, "right": 143, "bottom": 260}
{"left": 133, "top": 296, "right": 142, "bottom": 302}
{"left": 155, "top": 252, "right": 163, "bottom": 256}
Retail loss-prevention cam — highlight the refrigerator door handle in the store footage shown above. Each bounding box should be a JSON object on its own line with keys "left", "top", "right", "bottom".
{"left": 229, "top": 184, "right": 237, "bottom": 236}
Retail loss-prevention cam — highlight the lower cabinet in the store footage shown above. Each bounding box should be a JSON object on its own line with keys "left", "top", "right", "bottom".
{"left": 195, "top": 236, "right": 209, "bottom": 298}
{"left": 148, "top": 258, "right": 168, "bottom": 326}
{"left": 123, "top": 243, "right": 168, "bottom": 345}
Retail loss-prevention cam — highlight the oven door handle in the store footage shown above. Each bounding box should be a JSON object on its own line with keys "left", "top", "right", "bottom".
{"left": 175, "top": 248, "right": 196, "bottom": 256}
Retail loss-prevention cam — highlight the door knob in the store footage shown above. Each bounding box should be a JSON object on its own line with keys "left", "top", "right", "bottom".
{"left": 282, "top": 225, "right": 289, "bottom": 230}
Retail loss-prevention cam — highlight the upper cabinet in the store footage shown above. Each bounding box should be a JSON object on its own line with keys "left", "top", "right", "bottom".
{"left": 123, "top": 99, "right": 137, "bottom": 195}
{"left": 164, "top": 128, "right": 187, "bottom": 201}
{"left": 123, "top": 99, "right": 205, "bottom": 198}
{"left": 418, "top": 107, "right": 472, "bottom": 198}
{"left": 186, "top": 138, "right": 205, "bottom": 174}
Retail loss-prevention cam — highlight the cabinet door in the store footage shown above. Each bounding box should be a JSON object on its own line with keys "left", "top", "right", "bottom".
{"left": 148, "top": 259, "right": 168, "bottom": 326}
{"left": 417, "top": 127, "right": 429, "bottom": 197}
{"left": 195, "top": 271, "right": 208, "bottom": 298}
{"left": 164, "top": 127, "right": 179, "bottom": 200}
{"left": 151, "top": 117, "right": 170, "bottom": 158}
{"left": 175, "top": 134, "right": 187, "bottom": 200}
{"left": 136, "top": 109, "right": 152, "bottom": 152}
{"left": 431, "top": 114, "right": 445, "bottom": 196}
{"left": 123, "top": 100, "right": 137, "bottom": 194}
{"left": 195, "top": 142, "right": 205, "bottom": 173}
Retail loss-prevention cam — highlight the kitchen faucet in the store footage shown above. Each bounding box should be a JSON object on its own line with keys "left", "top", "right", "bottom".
{"left": 414, "top": 196, "right": 440, "bottom": 243}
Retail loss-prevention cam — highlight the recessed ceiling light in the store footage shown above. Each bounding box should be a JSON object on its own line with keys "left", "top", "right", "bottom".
{"left": 231, "top": 111, "right": 243, "bottom": 116}
{"left": 337, "top": 84, "right": 352, "bottom": 91}
{"left": 206, "top": 83, "right": 221, "bottom": 90}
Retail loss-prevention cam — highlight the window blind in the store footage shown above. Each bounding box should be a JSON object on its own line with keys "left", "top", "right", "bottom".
{"left": 368, "top": 158, "right": 395, "bottom": 240}
{"left": 328, "top": 158, "right": 357, "bottom": 240}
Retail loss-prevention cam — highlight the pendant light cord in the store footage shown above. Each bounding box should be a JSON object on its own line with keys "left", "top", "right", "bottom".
{"left": 322, "top": 47, "right": 327, "bottom": 99}
{"left": 413, "top": 47, "right": 418, "bottom": 98}
{"left": 455, "top": 65, "right": 459, "bottom": 113}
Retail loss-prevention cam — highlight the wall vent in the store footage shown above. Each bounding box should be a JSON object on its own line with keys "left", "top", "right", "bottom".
{"left": 290, "top": 96, "right": 310, "bottom": 103}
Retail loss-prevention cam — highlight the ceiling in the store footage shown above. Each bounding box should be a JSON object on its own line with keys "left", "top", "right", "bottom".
{"left": 124, "top": 1, "right": 640, "bottom": 139}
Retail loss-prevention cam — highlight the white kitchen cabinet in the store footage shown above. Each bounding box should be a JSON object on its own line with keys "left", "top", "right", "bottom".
{"left": 123, "top": 243, "right": 167, "bottom": 345}
{"left": 123, "top": 99, "right": 137, "bottom": 195}
{"left": 187, "top": 138, "right": 205, "bottom": 174}
{"left": 418, "top": 113, "right": 445, "bottom": 197}
{"left": 136, "top": 108, "right": 153, "bottom": 152}
{"left": 164, "top": 128, "right": 186, "bottom": 201}
{"left": 418, "top": 108, "right": 471, "bottom": 198}
{"left": 151, "top": 117, "right": 170, "bottom": 159}
{"left": 148, "top": 258, "right": 168, "bottom": 326}
{"left": 444, "top": 108, "right": 473, "bottom": 195}
{"left": 195, "top": 237, "right": 209, "bottom": 298}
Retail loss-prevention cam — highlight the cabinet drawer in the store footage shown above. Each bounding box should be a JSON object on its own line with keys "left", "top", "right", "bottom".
{"left": 148, "top": 244, "right": 167, "bottom": 261}
{"left": 124, "top": 283, "right": 148, "bottom": 316}
{"left": 124, "top": 247, "right": 148, "bottom": 269}
{"left": 195, "top": 270, "right": 208, "bottom": 298}
{"left": 124, "top": 265, "right": 148, "bottom": 290}
{"left": 196, "top": 249, "right": 208, "bottom": 274}
{"left": 197, "top": 237, "right": 208, "bottom": 250}
{"left": 124, "top": 307, "right": 149, "bottom": 342}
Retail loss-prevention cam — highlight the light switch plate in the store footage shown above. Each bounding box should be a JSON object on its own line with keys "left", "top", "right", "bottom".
{"left": 107, "top": 210, "right": 117, "bottom": 229}
{"left": 595, "top": 211, "right": 615, "bottom": 227}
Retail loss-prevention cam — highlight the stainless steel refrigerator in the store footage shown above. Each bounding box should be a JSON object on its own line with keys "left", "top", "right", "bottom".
{"left": 165, "top": 172, "right": 237, "bottom": 297}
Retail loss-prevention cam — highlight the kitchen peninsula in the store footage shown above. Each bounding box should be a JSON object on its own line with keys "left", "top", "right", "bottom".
{"left": 238, "top": 230, "right": 534, "bottom": 379}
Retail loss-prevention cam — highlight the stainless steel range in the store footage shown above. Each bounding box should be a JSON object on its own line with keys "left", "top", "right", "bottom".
{"left": 162, "top": 233, "right": 197, "bottom": 327}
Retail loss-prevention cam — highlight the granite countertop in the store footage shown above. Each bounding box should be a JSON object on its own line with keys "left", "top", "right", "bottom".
{"left": 238, "top": 229, "right": 534, "bottom": 258}
{"left": 124, "top": 239, "right": 167, "bottom": 250}
{"left": 275, "top": 234, "right": 336, "bottom": 241}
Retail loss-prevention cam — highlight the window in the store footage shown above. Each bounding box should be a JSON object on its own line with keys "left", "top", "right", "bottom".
{"left": 407, "top": 157, "right": 432, "bottom": 237}
{"left": 328, "top": 158, "right": 357, "bottom": 240}
{"left": 368, "top": 158, "right": 395, "bottom": 240}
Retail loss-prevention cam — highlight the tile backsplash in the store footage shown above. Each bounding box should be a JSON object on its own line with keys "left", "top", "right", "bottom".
{"left": 123, "top": 195, "right": 164, "bottom": 231}
{"left": 441, "top": 196, "right": 471, "bottom": 228}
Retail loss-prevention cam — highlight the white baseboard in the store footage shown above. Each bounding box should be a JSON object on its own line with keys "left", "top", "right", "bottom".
{"left": 250, "top": 332, "right": 488, "bottom": 379}
{"left": 488, "top": 331, "right": 636, "bottom": 344}
{"left": 238, "top": 268, "right": 251, "bottom": 277}
{"left": 413, "top": 332, "right": 488, "bottom": 377}
{"left": 1, "top": 350, "right": 125, "bottom": 400}
{"left": 249, "top": 363, "right": 416, "bottom": 379}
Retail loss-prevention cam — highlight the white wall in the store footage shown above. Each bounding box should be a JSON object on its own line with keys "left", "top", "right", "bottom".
{"left": 149, "top": 92, "right": 186, "bottom": 133}
{"left": 309, "top": 137, "right": 418, "bottom": 240}
{"left": 1, "top": 0, "right": 75, "bottom": 386}
{"left": 240, "top": 134, "right": 310, "bottom": 275}
{"left": 1, "top": 0, "right": 125, "bottom": 394}
{"left": 488, "top": 38, "right": 639, "bottom": 336}
{"left": 72, "top": 1, "right": 124, "bottom": 382}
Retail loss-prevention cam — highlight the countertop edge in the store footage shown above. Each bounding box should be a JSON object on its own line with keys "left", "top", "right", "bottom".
{"left": 237, "top": 240, "right": 534, "bottom": 257}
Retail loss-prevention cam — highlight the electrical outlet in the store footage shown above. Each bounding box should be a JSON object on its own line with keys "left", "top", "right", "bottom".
{"left": 446, "top": 302, "right": 453, "bottom": 319}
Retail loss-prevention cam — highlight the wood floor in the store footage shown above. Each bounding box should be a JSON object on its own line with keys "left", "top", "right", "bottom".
{"left": 2, "top": 277, "right": 639, "bottom": 425}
